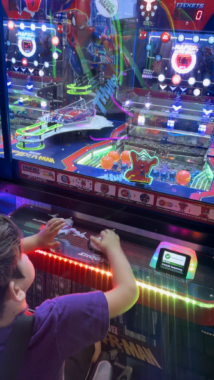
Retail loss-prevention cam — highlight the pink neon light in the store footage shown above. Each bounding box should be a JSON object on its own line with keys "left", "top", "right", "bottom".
{"left": 111, "top": 95, "right": 134, "bottom": 117}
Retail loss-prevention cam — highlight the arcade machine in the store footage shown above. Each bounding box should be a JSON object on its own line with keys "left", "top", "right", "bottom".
{"left": 0, "top": 0, "right": 214, "bottom": 379}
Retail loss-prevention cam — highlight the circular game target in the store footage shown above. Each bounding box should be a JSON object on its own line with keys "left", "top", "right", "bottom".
{"left": 171, "top": 46, "right": 197, "bottom": 75}
{"left": 140, "top": 193, "right": 150, "bottom": 203}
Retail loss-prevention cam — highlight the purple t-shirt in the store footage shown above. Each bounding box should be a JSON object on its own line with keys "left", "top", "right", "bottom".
{"left": 0, "top": 291, "right": 109, "bottom": 380}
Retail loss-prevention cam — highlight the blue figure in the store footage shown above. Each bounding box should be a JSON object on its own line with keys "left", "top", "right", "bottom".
{"left": 113, "top": 162, "right": 119, "bottom": 170}
{"left": 152, "top": 170, "right": 159, "bottom": 179}
{"left": 161, "top": 171, "right": 168, "bottom": 181}
{"left": 121, "top": 163, "right": 128, "bottom": 172}
{"left": 161, "top": 136, "right": 168, "bottom": 144}
{"left": 169, "top": 171, "right": 176, "bottom": 181}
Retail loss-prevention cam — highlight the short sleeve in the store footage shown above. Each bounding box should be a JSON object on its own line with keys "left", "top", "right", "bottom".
{"left": 55, "top": 291, "right": 109, "bottom": 359}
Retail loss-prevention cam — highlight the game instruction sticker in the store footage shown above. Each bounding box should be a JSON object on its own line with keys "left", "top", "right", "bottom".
{"left": 57, "top": 173, "right": 92, "bottom": 192}
{"left": 118, "top": 188, "right": 154, "bottom": 207}
{"left": 95, "top": 0, "right": 118, "bottom": 18}
{"left": 94, "top": 182, "right": 116, "bottom": 198}
{"left": 20, "top": 163, "right": 55, "bottom": 183}
{"left": 156, "top": 196, "right": 201, "bottom": 217}
{"left": 197, "top": 204, "right": 214, "bottom": 222}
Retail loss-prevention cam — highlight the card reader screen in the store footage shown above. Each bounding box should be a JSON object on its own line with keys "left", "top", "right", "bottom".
{"left": 160, "top": 250, "right": 186, "bottom": 275}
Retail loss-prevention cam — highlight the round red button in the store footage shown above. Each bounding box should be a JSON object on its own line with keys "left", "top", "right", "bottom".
{"left": 21, "top": 58, "right": 28, "bottom": 66}
{"left": 161, "top": 32, "right": 171, "bottom": 43}
{"left": 172, "top": 74, "right": 181, "bottom": 85}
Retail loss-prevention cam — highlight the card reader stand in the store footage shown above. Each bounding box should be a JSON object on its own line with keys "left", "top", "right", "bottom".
{"left": 150, "top": 242, "right": 198, "bottom": 280}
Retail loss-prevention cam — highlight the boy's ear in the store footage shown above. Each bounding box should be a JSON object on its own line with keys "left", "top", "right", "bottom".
{"left": 8, "top": 281, "right": 25, "bottom": 302}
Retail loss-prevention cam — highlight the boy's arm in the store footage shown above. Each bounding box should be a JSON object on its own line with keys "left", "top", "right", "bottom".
{"left": 90, "top": 230, "right": 139, "bottom": 319}
{"left": 21, "top": 218, "right": 65, "bottom": 253}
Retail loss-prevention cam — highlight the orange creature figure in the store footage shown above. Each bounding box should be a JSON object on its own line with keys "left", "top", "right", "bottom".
{"left": 124, "top": 150, "right": 158, "bottom": 184}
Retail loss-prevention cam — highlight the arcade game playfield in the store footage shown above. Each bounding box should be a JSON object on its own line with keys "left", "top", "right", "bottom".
{"left": 2, "top": 0, "right": 214, "bottom": 226}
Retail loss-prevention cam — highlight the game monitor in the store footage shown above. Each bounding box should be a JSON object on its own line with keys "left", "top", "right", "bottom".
{"left": 1, "top": 0, "right": 214, "bottom": 224}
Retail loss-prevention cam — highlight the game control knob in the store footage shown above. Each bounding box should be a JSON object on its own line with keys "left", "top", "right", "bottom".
{"left": 169, "top": 171, "right": 176, "bottom": 181}
{"left": 161, "top": 171, "right": 168, "bottom": 181}
{"left": 88, "top": 236, "right": 103, "bottom": 255}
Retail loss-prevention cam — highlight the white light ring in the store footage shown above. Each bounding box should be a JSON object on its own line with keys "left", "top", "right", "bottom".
{"left": 18, "top": 38, "right": 36, "bottom": 58}
{"left": 171, "top": 52, "right": 197, "bottom": 74}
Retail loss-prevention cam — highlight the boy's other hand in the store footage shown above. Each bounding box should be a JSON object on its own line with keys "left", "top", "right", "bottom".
{"left": 37, "top": 218, "right": 65, "bottom": 248}
{"left": 90, "top": 230, "right": 122, "bottom": 257}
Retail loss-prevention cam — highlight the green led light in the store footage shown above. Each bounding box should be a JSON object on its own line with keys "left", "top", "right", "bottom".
{"left": 78, "top": 146, "right": 114, "bottom": 165}
{"left": 16, "top": 121, "right": 47, "bottom": 135}
{"left": 16, "top": 142, "right": 45, "bottom": 151}
{"left": 67, "top": 84, "right": 92, "bottom": 95}
{"left": 14, "top": 97, "right": 29, "bottom": 105}
{"left": 136, "top": 280, "right": 214, "bottom": 309}
{"left": 16, "top": 122, "right": 63, "bottom": 151}
{"left": 17, "top": 123, "right": 62, "bottom": 137}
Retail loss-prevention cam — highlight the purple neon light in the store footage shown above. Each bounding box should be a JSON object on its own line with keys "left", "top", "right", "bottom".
{"left": 90, "top": 136, "right": 129, "bottom": 141}
{"left": 111, "top": 95, "right": 134, "bottom": 117}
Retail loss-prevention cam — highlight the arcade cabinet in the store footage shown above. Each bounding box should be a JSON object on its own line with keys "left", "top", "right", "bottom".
{"left": 0, "top": 0, "right": 214, "bottom": 379}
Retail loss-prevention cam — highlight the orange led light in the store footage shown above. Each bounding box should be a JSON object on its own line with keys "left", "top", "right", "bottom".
{"left": 35, "top": 250, "right": 112, "bottom": 277}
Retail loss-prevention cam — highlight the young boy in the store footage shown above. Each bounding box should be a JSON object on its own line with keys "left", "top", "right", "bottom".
{"left": 0, "top": 214, "right": 139, "bottom": 380}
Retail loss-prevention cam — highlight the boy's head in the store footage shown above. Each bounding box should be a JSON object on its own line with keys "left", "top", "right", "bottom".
{"left": 0, "top": 215, "right": 35, "bottom": 319}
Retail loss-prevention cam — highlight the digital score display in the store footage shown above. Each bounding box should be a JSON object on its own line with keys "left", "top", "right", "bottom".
{"left": 174, "top": 3, "right": 204, "bottom": 22}
{"left": 156, "top": 248, "right": 191, "bottom": 278}
{"left": 160, "top": 250, "right": 186, "bottom": 275}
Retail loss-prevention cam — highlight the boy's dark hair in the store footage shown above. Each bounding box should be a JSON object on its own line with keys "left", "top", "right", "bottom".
{"left": 0, "top": 215, "right": 24, "bottom": 318}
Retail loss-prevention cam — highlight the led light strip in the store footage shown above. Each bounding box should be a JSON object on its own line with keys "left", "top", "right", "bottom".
{"left": 35, "top": 250, "right": 214, "bottom": 309}
{"left": 136, "top": 280, "right": 214, "bottom": 309}
{"left": 35, "top": 250, "right": 112, "bottom": 277}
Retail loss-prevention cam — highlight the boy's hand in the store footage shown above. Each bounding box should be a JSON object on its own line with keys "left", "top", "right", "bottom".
{"left": 90, "top": 230, "right": 122, "bottom": 256}
{"left": 36, "top": 218, "right": 65, "bottom": 248}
